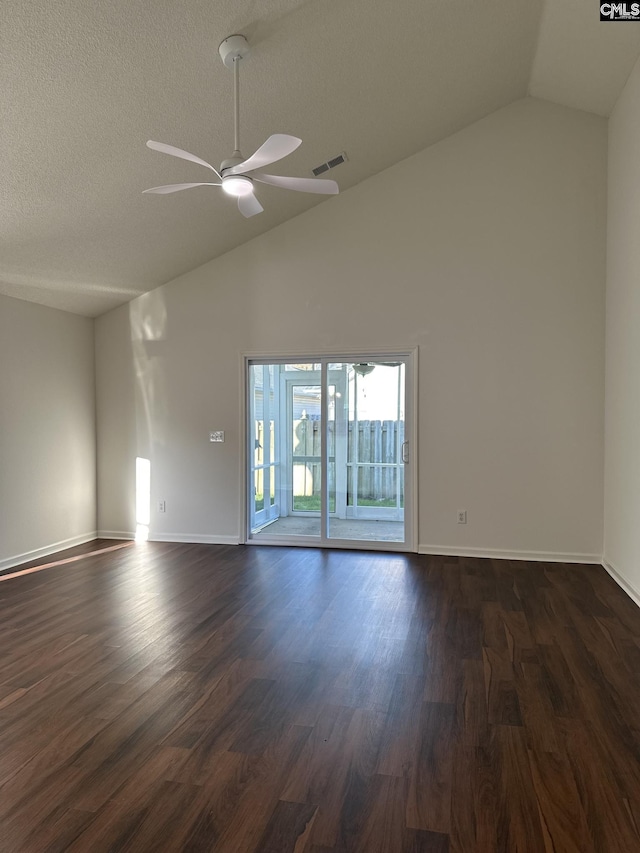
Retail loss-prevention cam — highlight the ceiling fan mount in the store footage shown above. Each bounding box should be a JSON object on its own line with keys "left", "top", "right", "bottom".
{"left": 218, "top": 34, "right": 251, "bottom": 69}
{"left": 143, "top": 34, "right": 339, "bottom": 217}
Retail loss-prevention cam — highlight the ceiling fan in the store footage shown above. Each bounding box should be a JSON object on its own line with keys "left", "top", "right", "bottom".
{"left": 143, "top": 34, "right": 339, "bottom": 218}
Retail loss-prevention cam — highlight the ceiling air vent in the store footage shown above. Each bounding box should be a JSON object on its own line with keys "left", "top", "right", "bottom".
{"left": 312, "top": 152, "right": 348, "bottom": 177}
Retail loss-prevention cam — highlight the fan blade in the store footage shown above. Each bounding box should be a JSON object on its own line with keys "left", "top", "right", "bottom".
{"left": 146, "top": 141, "right": 222, "bottom": 178}
{"left": 252, "top": 173, "right": 339, "bottom": 195}
{"left": 142, "top": 182, "right": 221, "bottom": 194}
{"left": 237, "top": 193, "right": 264, "bottom": 218}
{"left": 227, "top": 134, "right": 302, "bottom": 176}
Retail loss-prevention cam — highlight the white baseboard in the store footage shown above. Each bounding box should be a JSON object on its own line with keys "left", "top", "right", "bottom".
{"left": 417, "top": 544, "right": 602, "bottom": 564}
{"left": 98, "top": 530, "right": 239, "bottom": 546}
{"left": 149, "top": 533, "right": 240, "bottom": 546}
{"left": 98, "top": 530, "right": 135, "bottom": 540}
{"left": 601, "top": 558, "right": 640, "bottom": 609}
{"left": 0, "top": 532, "right": 98, "bottom": 573}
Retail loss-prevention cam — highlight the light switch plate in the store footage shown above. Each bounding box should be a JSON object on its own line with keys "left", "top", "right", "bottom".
{"left": 210, "top": 431, "right": 225, "bottom": 443}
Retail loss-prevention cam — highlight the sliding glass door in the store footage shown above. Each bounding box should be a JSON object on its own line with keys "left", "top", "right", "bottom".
{"left": 246, "top": 355, "right": 414, "bottom": 551}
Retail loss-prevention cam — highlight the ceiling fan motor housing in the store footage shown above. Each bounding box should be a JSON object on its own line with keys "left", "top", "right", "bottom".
{"left": 220, "top": 156, "right": 244, "bottom": 173}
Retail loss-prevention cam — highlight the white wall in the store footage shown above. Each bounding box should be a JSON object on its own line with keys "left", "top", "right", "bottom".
{"left": 0, "top": 294, "right": 96, "bottom": 568}
{"left": 604, "top": 57, "right": 640, "bottom": 600}
{"left": 96, "top": 97, "right": 606, "bottom": 560}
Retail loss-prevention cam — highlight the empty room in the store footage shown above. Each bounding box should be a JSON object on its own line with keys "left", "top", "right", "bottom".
{"left": 2, "top": 0, "right": 640, "bottom": 850}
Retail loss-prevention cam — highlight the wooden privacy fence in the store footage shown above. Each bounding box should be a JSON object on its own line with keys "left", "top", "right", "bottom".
{"left": 293, "top": 418, "right": 405, "bottom": 501}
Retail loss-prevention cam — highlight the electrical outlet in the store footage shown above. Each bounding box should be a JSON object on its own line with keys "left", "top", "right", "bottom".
{"left": 158, "top": 500, "right": 166, "bottom": 513}
{"left": 210, "top": 431, "right": 225, "bottom": 443}
{"left": 457, "top": 510, "right": 467, "bottom": 524}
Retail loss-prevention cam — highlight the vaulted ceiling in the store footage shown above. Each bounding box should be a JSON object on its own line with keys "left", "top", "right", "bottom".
{"left": 2, "top": 0, "right": 639, "bottom": 317}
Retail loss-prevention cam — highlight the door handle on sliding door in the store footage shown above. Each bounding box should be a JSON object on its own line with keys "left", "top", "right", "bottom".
{"left": 402, "top": 441, "right": 409, "bottom": 464}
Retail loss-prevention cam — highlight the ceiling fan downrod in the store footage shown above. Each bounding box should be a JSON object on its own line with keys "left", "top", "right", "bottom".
{"left": 233, "top": 53, "right": 240, "bottom": 154}
{"left": 218, "top": 34, "right": 251, "bottom": 158}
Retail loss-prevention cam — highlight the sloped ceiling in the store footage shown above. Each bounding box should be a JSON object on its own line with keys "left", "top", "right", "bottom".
{"left": 1, "top": 0, "right": 638, "bottom": 317}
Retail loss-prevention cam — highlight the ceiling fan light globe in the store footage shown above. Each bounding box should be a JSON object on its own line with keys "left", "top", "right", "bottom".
{"left": 222, "top": 176, "right": 253, "bottom": 197}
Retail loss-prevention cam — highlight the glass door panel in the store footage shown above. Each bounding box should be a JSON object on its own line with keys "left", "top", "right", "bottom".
{"left": 328, "top": 362, "right": 405, "bottom": 542}
{"left": 249, "top": 362, "right": 323, "bottom": 540}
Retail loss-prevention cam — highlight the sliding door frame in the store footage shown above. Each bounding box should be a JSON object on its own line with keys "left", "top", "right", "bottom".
{"left": 240, "top": 348, "right": 418, "bottom": 552}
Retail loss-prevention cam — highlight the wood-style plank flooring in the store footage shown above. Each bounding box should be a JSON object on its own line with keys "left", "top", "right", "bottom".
{"left": 1, "top": 541, "right": 640, "bottom": 851}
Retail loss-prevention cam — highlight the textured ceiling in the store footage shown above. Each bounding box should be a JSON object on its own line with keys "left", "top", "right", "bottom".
{"left": 1, "top": 0, "right": 638, "bottom": 317}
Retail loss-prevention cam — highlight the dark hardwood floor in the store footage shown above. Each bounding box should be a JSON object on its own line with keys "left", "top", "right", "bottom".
{"left": 1, "top": 542, "right": 640, "bottom": 851}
